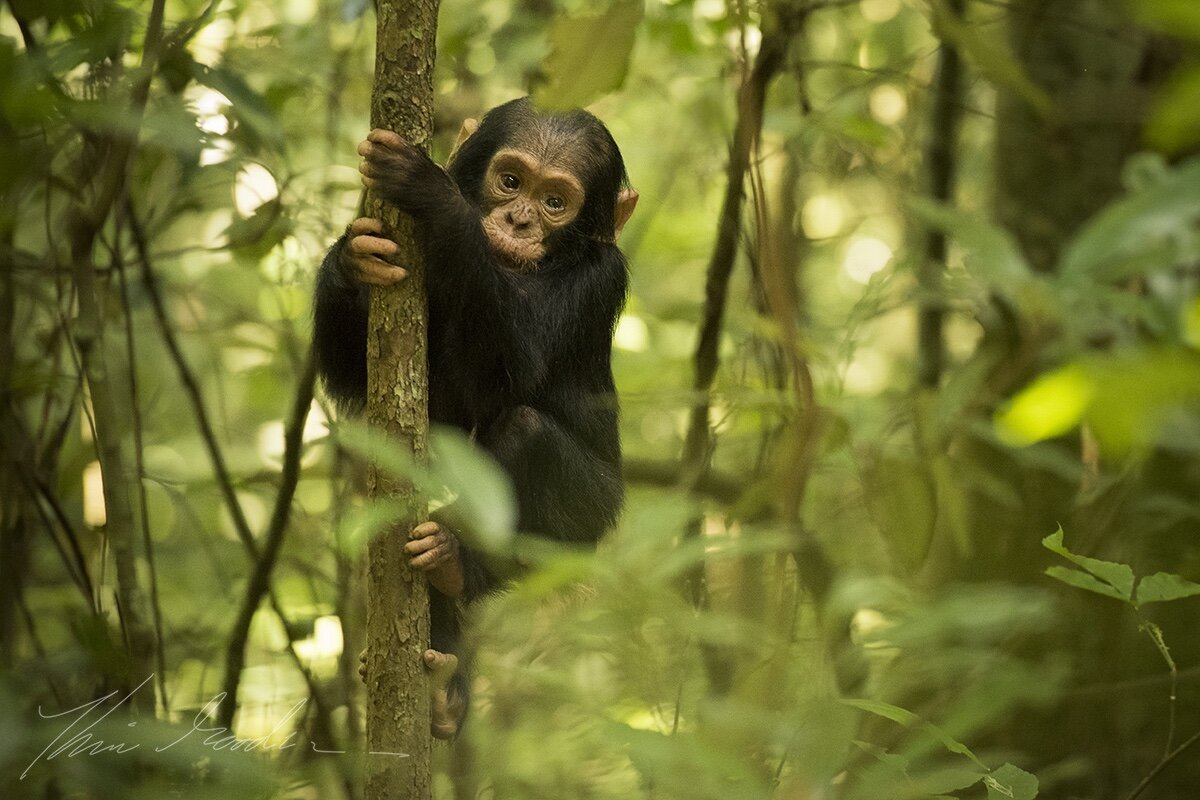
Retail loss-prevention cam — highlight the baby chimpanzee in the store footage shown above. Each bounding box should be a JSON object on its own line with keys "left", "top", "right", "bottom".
{"left": 314, "top": 98, "right": 637, "bottom": 737}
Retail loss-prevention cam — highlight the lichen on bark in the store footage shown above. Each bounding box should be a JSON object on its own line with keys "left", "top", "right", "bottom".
{"left": 362, "top": 2, "right": 440, "bottom": 798}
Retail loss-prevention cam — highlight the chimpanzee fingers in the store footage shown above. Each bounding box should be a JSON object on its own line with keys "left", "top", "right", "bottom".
{"left": 348, "top": 217, "right": 385, "bottom": 236}
{"left": 348, "top": 234, "right": 399, "bottom": 259}
{"left": 410, "top": 521, "right": 443, "bottom": 540}
{"left": 354, "top": 259, "right": 408, "bottom": 286}
{"left": 367, "top": 128, "right": 408, "bottom": 150}
{"left": 403, "top": 534, "right": 439, "bottom": 555}
{"left": 423, "top": 649, "right": 458, "bottom": 684}
{"left": 358, "top": 157, "right": 382, "bottom": 182}
{"left": 410, "top": 543, "right": 450, "bottom": 570}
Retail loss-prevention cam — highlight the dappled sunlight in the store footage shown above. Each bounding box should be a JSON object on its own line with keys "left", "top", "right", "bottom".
{"left": 6, "top": 0, "right": 1200, "bottom": 798}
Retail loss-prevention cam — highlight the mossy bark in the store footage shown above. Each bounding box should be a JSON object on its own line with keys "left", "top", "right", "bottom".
{"left": 363, "top": 2, "right": 439, "bottom": 798}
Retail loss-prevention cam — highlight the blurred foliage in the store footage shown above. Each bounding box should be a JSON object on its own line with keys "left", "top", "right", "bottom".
{"left": 2, "top": 0, "right": 1200, "bottom": 799}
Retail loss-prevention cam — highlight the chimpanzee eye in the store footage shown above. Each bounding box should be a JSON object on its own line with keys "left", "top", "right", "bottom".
{"left": 544, "top": 195, "right": 565, "bottom": 212}
{"left": 500, "top": 174, "right": 520, "bottom": 191}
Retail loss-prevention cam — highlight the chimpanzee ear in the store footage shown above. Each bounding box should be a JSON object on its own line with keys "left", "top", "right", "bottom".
{"left": 614, "top": 189, "right": 639, "bottom": 239}
{"left": 446, "top": 118, "right": 479, "bottom": 166}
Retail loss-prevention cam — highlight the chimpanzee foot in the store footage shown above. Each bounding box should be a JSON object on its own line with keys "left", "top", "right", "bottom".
{"left": 425, "top": 648, "right": 463, "bottom": 739}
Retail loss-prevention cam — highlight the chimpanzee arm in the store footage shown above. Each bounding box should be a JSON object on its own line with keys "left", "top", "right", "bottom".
{"left": 362, "top": 139, "right": 562, "bottom": 393}
{"left": 313, "top": 235, "right": 369, "bottom": 409}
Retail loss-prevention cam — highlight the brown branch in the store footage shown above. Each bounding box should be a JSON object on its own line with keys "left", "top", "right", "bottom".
{"left": 1125, "top": 728, "right": 1200, "bottom": 800}
{"left": 916, "top": 0, "right": 966, "bottom": 389}
{"left": 622, "top": 457, "right": 745, "bottom": 505}
{"left": 677, "top": 3, "right": 806, "bottom": 626}
{"left": 113, "top": 230, "right": 170, "bottom": 712}
{"left": 126, "top": 201, "right": 331, "bottom": 736}
{"left": 128, "top": 203, "right": 258, "bottom": 553}
{"left": 16, "top": 452, "right": 95, "bottom": 606}
{"left": 680, "top": 4, "right": 803, "bottom": 490}
{"left": 63, "top": 0, "right": 168, "bottom": 713}
{"left": 217, "top": 349, "right": 317, "bottom": 729}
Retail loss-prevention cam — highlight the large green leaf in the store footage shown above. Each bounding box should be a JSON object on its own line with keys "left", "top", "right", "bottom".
{"left": 994, "top": 364, "right": 1095, "bottom": 446}
{"left": 842, "top": 699, "right": 985, "bottom": 769}
{"left": 1059, "top": 157, "right": 1200, "bottom": 281}
{"left": 190, "top": 62, "right": 285, "bottom": 151}
{"left": 1045, "top": 566, "right": 1129, "bottom": 602}
{"left": 428, "top": 426, "right": 516, "bottom": 551}
{"left": 909, "top": 198, "right": 1031, "bottom": 286}
{"left": 335, "top": 422, "right": 515, "bottom": 552}
{"left": 1042, "top": 527, "right": 1134, "bottom": 602}
{"left": 1146, "top": 67, "right": 1200, "bottom": 155}
{"left": 860, "top": 455, "right": 936, "bottom": 572}
{"left": 1085, "top": 349, "right": 1200, "bottom": 455}
{"left": 534, "top": 0, "right": 643, "bottom": 110}
{"left": 985, "top": 763, "right": 1039, "bottom": 800}
{"left": 927, "top": 0, "right": 1052, "bottom": 117}
{"left": 1135, "top": 572, "right": 1200, "bottom": 605}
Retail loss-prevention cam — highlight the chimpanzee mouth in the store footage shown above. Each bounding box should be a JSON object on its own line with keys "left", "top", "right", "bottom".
{"left": 483, "top": 220, "right": 545, "bottom": 270}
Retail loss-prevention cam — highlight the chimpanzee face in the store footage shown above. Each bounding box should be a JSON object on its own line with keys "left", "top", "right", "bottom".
{"left": 447, "top": 98, "right": 638, "bottom": 271}
{"left": 480, "top": 147, "right": 585, "bottom": 269}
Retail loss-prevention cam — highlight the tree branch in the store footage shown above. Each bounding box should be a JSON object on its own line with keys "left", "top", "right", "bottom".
{"left": 916, "top": 0, "right": 966, "bottom": 389}
{"left": 217, "top": 349, "right": 317, "bottom": 729}
{"left": 63, "top": 0, "right": 168, "bottom": 713}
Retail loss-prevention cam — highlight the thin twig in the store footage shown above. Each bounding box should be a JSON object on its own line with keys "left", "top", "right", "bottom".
{"left": 1124, "top": 728, "right": 1200, "bottom": 800}
{"left": 217, "top": 349, "right": 317, "bottom": 729}
{"left": 127, "top": 203, "right": 259, "bottom": 553}
{"left": 113, "top": 231, "right": 170, "bottom": 713}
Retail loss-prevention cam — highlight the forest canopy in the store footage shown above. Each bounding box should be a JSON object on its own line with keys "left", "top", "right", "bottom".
{"left": 2, "top": 1, "right": 1200, "bottom": 798}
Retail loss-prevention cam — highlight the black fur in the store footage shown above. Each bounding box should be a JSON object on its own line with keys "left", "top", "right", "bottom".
{"left": 313, "top": 99, "right": 630, "bottom": 722}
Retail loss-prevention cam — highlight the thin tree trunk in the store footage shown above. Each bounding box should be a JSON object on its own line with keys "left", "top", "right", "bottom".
{"left": 62, "top": 0, "right": 168, "bottom": 715}
{"left": 363, "top": 2, "right": 439, "bottom": 798}
{"left": 916, "top": 0, "right": 965, "bottom": 389}
{"left": 678, "top": 1, "right": 806, "bottom": 695}
{"left": 993, "top": 0, "right": 1150, "bottom": 274}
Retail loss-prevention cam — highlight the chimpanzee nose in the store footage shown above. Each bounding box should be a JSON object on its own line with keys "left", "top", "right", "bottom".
{"left": 506, "top": 208, "right": 533, "bottom": 232}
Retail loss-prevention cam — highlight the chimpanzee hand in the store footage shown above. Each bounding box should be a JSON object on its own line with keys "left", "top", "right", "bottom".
{"left": 338, "top": 217, "right": 408, "bottom": 286}
{"left": 405, "top": 521, "right": 465, "bottom": 599}
{"left": 357, "top": 129, "right": 448, "bottom": 214}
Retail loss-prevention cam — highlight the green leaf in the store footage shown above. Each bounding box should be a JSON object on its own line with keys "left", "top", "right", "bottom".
{"left": 1135, "top": 572, "right": 1200, "bottom": 605}
{"left": 852, "top": 740, "right": 911, "bottom": 774}
{"left": 1135, "top": 0, "right": 1200, "bottom": 40}
{"left": 336, "top": 422, "right": 515, "bottom": 553}
{"left": 1060, "top": 157, "right": 1200, "bottom": 280}
{"left": 224, "top": 198, "right": 292, "bottom": 256}
{"left": 428, "top": 427, "right": 516, "bottom": 552}
{"left": 928, "top": 0, "right": 1052, "bottom": 117}
{"left": 909, "top": 198, "right": 1031, "bottom": 285}
{"left": 535, "top": 0, "right": 643, "bottom": 110}
{"left": 985, "top": 763, "right": 1039, "bottom": 800}
{"left": 1085, "top": 349, "right": 1200, "bottom": 455}
{"left": 335, "top": 498, "right": 407, "bottom": 555}
{"left": 842, "top": 699, "right": 985, "bottom": 768}
{"left": 1185, "top": 295, "right": 1200, "bottom": 349}
{"left": 995, "top": 364, "right": 1095, "bottom": 446}
{"left": 190, "top": 62, "right": 285, "bottom": 151}
{"left": 1042, "top": 528, "right": 1134, "bottom": 601}
{"left": 860, "top": 455, "right": 936, "bottom": 572}
{"left": 1045, "top": 566, "right": 1129, "bottom": 602}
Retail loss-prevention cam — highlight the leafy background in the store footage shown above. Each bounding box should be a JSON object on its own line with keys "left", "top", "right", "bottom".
{"left": 2, "top": 0, "right": 1200, "bottom": 798}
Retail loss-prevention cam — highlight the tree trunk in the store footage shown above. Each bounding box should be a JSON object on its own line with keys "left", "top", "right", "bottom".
{"left": 363, "top": 2, "right": 440, "bottom": 798}
{"left": 994, "top": 0, "right": 1153, "bottom": 273}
